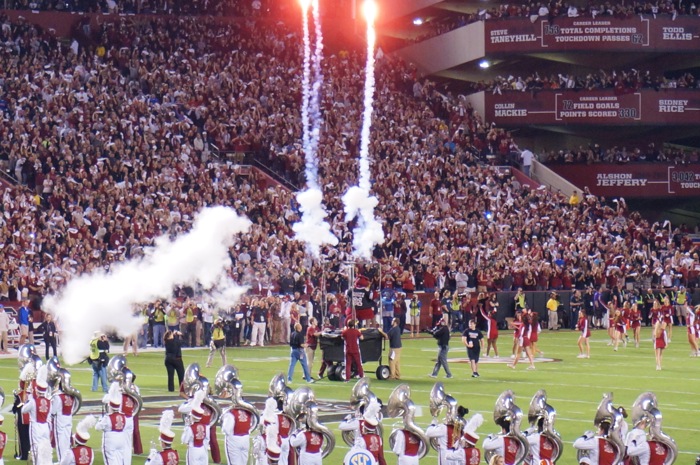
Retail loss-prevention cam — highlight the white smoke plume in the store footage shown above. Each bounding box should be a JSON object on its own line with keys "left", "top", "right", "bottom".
{"left": 43, "top": 206, "right": 250, "bottom": 364}
{"left": 293, "top": 0, "right": 337, "bottom": 257}
{"left": 342, "top": 1, "right": 384, "bottom": 259}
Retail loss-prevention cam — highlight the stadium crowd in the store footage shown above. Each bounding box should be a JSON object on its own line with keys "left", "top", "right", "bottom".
{"left": 0, "top": 11, "right": 698, "bottom": 334}
{"left": 541, "top": 143, "right": 699, "bottom": 165}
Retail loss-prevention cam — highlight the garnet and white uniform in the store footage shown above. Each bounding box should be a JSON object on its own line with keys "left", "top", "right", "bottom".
{"left": 426, "top": 423, "right": 460, "bottom": 465}
{"left": 482, "top": 435, "right": 523, "bottom": 465}
{"left": 687, "top": 310, "right": 698, "bottom": 338}
{"left": 572, "top": 434, "right": 618, "bottom": 465}
{"left": 625, "top": 428, "right": 650, "bottom": 465}
{"left": 60, "top": 444, "right": 94, "bottom": 465}
{"left": 145, "top": 449, "right": 179, "bottom": 465}
{"left": 339, "top": 419, "right": 387, "bottom": 465}
{"left": 221, "top": 408, "right": 253, "bottom": 465}
{"left": 96, "top": 412, "right": 128, "bottom": 465}
{"left": 445, "top": 445, "right": 480, "bottom": 465}
{"left": 524, "top": 432, "right": 555, "bottom": 465}
{"left": 271, "top": 413, "right": 294, "bottom": 465}
{"left": 0, "top": 429, "right": 7, "bottom": 465}
{"left": 289, "top": 430, "right": 324, "bottom": 465}
{"left": 52, "top": 392, "right": 77, "bottom": 462}
{"left": 578, "top": 317, "right": 590, "bottom": 338}
{"left": 21, "top": 393, "right": 51, "bottom": 462}
{"left": 182, "top": 421, "right": 208, "bottom": 465}
{"left": 121, "top": 393, "right": 138, "bottom": 465}
{"left": 391, "top": 429, "right": 422, "bottom": 465}
{"left": 654, "top": 330, "right": 668, "bottom": 350}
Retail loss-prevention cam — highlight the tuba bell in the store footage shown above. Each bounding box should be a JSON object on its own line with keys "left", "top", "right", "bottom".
{"left": 215, "top": 365, "right": 259, "bottom": 434}
{"left": 268, "top": 373, "right": 297, "bottom": 433}
{"left": 485, "top": 390, "right": 529, "bottom": 465}
{"left": 631, "top": 392, "right": 677, "bottom": 465}
{"left": 342, "top": 377, "right": 383, "bottom": 447}
{"left": 428, "top": 382, "right": 463, "bottom": 451}
{"left": 107, "top": 355, "right": 127, "bottom": 384}
{"left": 578, "top": 392, "right": 626, "bottom": 465}
{"left": 46, "top": 357, "right": 82, "bottom": 415}
{"left": 288, "top": 386, "right": 335, "bottom": 458}
{"left": 387, "top": 384, "right": 429, "bottom": 459}
{"left": 527, "top": 389, "right": 563, "bottom": 463}
{"left": 122, "top": 367, "right": 143, "bottom": 416}
{"left": 18, "top": 344, "right": 43, "bottom": 372}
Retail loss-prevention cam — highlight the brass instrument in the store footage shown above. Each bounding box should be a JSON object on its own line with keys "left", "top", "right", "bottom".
{"left": 46, "top": 357, "right": 82, "bottom": 415}
{"left": 106, "top": 355, "right": 142, "bottom": 416}
{"left": 183, "top": 363, "right": 220, "bottom": 425}
{"left": 214, "top": 365, "right": 260, "bottom": 434}
{"left": 387, "top": 384, "right": 429, "bottom": 459}
{"left": 485, "top": 390, "right": 529, "bottom": 465}
{"left": 631, "top": 392, "right": 677, "bottom": 465}
{"left": 577, "top": 392, "right": 626, "bottom": 465}
{"left": 342, "top": 377, "right": 383, "bottom": 447}
{"left": 428, "top": 382, "right": 463, "bottom": 451}
{"left": 18, "top": 344, "right": 43, "bottom": 372}
{"left": 287, "top": 386, "right": 335, "bottom": 458}
{"left": 268, "top": 373, "right": 297, "bottom": 433}
{"left": 527, "top": 389, "right": 563, "bottom": 463}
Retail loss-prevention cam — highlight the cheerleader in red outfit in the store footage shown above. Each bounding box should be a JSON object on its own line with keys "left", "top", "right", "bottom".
{"left": 510, "top": 312, "right": 523, "bottom": 359}
{"left": 649, "top": 300, "right": 662, "bottom": 327}
{"left": 508, "top": 310, "right": 535, "bottom": 370}
{"left": 687, "top": 305, "right": 700, "bottom": 357}
{"left": 612, "top": 310, "right": 625, "bottom": 352}
{"left": 629, "top": 303, "right": 642, "bottom": 348}
{"left": 576, "top": 310, "right": 590, "bottom": 359}
{"left": 479, "top": 306, "right": 499, "bottom": 357}
{"left": 529, "top": 312, "right": 543, "bottom": 356}
{"left": 660, "top": 297, "right": 674, "bottom": 342}
{"left": 607, "top": 297, "right": 619, "bottom": 347}
{"left": 654, "top": 321, "right": 668, "bottom": 371}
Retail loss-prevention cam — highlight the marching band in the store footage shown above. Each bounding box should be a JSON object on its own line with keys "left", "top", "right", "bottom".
{"left": 6, "top": 344, "right": 681, "bottom": 465}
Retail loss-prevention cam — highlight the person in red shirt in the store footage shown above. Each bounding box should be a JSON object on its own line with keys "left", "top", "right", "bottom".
{"left": 430, "top": 291, "right": 443, "bottom": 328}
{"left": 341, "top": 320, "right": 364, "bottom": 382}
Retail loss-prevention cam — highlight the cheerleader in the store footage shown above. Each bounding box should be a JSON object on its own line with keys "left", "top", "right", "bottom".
{"left": 653, "top": 321, "right": 668, "bottom": 371}
{"left": 660, "top": 296, "right": 674, "bottom": 342}
{"left": 629, "top": 303, "right": 642, "bottom": 348}
{"left": 479, "top": 305, "right": 499, "bottom": 357}
{"left": 606, "top": 296, "right": 619, "bottom": 347}
{"left": 612, "top": 310, "right": 625, "bottom": 352}
{"left": 509, "top": 312, "right": 523, "bottom": 359}
{"left": 508, "top": 310, "right": 535, "bottom": 370}
{"left": 649, "top": 300, "right": 662, "bottom": 327}
{"left": 529, "top": 312, "right": 543, "bottom": 356}
{"left": 576, "top": 310, "right": 591, "bottom": 359}
{"left": 686, "top": 305, "right": 699, "bottom": 357}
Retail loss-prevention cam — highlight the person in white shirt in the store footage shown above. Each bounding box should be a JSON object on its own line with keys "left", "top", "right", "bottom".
{"left": 0, "top": 305, "right": 9, "bottom": 353}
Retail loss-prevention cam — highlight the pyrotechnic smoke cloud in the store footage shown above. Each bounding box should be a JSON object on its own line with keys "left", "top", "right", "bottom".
{"left": 43, "top": 206, "right": 250, "bottom": 364}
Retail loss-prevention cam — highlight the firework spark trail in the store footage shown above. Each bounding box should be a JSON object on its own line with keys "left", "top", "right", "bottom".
{"left": 342, "top": 0, "right": 385, "bottom": 259}
{"left": 293, "top": 0, "right": 338, "bottom": 257}
{"left": 44, "top": 206, "right": 250, "bottom": 364}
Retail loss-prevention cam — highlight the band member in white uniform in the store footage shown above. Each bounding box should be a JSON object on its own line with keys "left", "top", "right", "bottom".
{"left": 60, "top": 416, "right": 97, "bottom": 465}
{"left": 51, "top": 382, "right": 79, "bottom": 462}
{"left": 96, "top": 383, "right": 128, "bottom": 465}
{"left": 21, "top": 366, "right": 51, "bottom": 464}
{"left": 181, "top": 391, "right": 208, "bottom": 465}
{"left": 221, "top": 402, "right": 254, "bottom": 465}
{"left": 146, "top": 410, "right": 179, "bottom": 465}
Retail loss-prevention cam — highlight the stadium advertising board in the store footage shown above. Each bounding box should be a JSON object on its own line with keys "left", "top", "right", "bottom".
{"left": 485, "top": 17, "right": 700, "bottom": 53}
{"left": 486, "top": 89, "right": 700, "bottom": 125}
{"left": 552, "top": 164, "right": 700, "bottom": 198}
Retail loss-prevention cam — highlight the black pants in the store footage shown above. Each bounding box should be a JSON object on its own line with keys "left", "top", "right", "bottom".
{"left": 164, "top": 357, "right": 185, "bottom": 392}
{"left": 45, "top": 337, "right": 57, "bottom": 360}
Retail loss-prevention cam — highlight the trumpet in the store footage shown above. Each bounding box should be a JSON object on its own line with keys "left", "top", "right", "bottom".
{"left": 387, "top": 384, "right": 429, "bottom": 459}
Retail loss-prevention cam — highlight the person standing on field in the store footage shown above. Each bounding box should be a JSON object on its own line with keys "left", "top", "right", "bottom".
{"left": 462, "top": 319, "right": 484, "bottom": 378}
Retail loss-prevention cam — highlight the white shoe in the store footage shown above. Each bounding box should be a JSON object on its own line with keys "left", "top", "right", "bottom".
{"left": 577, "top": 354, "right": 585, "bottom": 358}
{"left": 585, "top": 355, "right": 590, "bottom": 358}
{"left": 510, "top": 354, "right": 516, "bottom": 359}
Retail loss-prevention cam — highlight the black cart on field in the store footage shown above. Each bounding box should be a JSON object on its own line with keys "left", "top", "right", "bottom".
{"left": 319, "top": 328, "right": 390, "bottom": 381}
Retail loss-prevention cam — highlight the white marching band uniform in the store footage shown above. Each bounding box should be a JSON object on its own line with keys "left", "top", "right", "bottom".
{"left": 96, "top": 383, "right": 129, "bottom": 465}
{"left": 21, "top": 378, "right": 51, "bottom": 464}
{"left": 289, "top": 429, "right": 324, "bottom": 465}
{"left": 625, "top": 428, "right": 650, "bottom": 465}
{"left": 221, "top": 407, "right": 254, "bottom": 465}
{"left": 391, "top": 429, "right": 420, "bottom": 465}
{"left": 51, "top": 391, "right": 77, "bottom": 462}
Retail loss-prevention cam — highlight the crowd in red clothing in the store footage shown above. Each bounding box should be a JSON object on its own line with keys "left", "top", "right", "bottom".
{"left": 0, "top": 11, "right": 698, "bottom": 318}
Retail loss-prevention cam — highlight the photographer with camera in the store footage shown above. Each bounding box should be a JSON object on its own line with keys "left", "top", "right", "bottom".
{"left": 206, "top": 318, "right": 227, "bottom": 368}
{"left": 164, "top": 330, "right": 185, "bottom": 392}
{"left": 89, "top": 331, "right": 109, "bottom": 392}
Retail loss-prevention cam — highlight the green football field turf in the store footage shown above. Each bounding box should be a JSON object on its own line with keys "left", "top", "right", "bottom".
{"left": 1, "top": 326, "right": 698, "bottom": 464}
